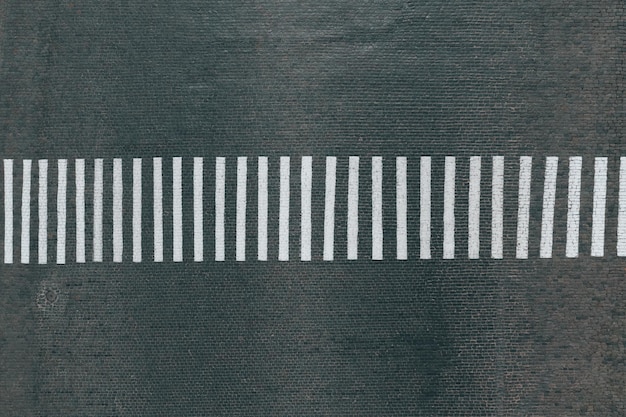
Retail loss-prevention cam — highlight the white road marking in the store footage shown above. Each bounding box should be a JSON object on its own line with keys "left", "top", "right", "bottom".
{"left": 491, "top": 156, "right": 504, "bottom": 259}
{"left": 39, "top": 160, "right": 49, "bottom": 264}
{"left": 591, "top": 157, "right": 608, "bottom": 257}
{"left": 75, "top": 159, "right": 85, "bottom": 263}
{"left": 193, "top": 157, "right": 203, "bottom": 262}
{"left": 153, "top": 157, "right": 163, "bottom": 262}
{"left": 618, "top": 157, "right": 626, "bottom": 257}
{"left": 4, "top": 160, "right": 13, "bottom": 264}
{"left": 516, "top": 156, "right": 532, "bottom": 259}
{"left": 215, "top": 157, "right": 226, "bottom": 261}
{"left": 566, "top": 157, "right": 582, "bottom": 258}
{"left": 236, "top": 157, "right": 247, "bottom": 261}
{"left": 279, "top": 157, "right": 290, "bottom": 261}
{"left": 468, "top": 156, "right": 481, "bottom": 259}
{"left": 173, "top": 157, "right": 183, "bottom": 262}
{"left": 56, "top": 159, "right": 67, "bottom": 264}
{"left": 133, "top": 158, "right": 142, "bottom": 263}
{"left": 420, "top": 156, "right": 431, "bottom": 260}
{"left": 396, "top": 157, "right": 408, "bottom": 260}
{"left": 2, "top": 154, "right": 624, "bottom": 263}
{"left": 300, "top": 156, "right": 312, "bottom": 261}
{"left": 347, "top": 156, "right": 359, "bottom": 260}
{"left": 112, "top": 158, "right": 123, "bottom": 263}
{"left": 324, "top": 157, "right": 337, "bottom": 261}
{"left": 443, "top": 156, "right": 455, "bottom": 259}
{"left": 93, "top": 159, "right": 103, "bottom": 262}
{"left": 258, "top": 157, "right": 268, "bottom": 261}
{"left": 372, "top": 156, "right": 383, "bottom": 260}
{"left": 20, "top": 160, "right": 31, "bottom": 264}
{"left": 540, "top": 157, "right": 558, "bottom": 258}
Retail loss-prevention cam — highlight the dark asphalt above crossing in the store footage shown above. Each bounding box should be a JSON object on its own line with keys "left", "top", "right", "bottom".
{"left": 1, "top": 1, "right": 624, "bottom": 416}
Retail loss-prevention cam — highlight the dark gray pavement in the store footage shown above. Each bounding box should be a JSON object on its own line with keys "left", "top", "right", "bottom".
{"left": 1, "top": 1, "right": 625, "bottom": 416}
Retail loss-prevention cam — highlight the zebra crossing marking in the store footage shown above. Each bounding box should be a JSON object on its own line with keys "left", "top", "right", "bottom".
{"left": 2, "top": 155, "right": 625, "bottom": 263}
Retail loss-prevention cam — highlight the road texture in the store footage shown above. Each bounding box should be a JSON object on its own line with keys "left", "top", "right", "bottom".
{"left": 0, "top": 1, "right": 625, "bottom": 416}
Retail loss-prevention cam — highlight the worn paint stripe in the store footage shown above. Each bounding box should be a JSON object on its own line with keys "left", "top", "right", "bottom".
{"left": 420, "top": 156, "right": 431, "bottom": 260}
{"left": 300, "top": 156, "right": 313, "bottom": 261}
{"left": 540, "top": 157, "right": 558, "bottom": 258}
{"left": 279, "top": 157, "right": 290, "bottom": 261}
{"left": 468, "top": 156, "right": 481, "bottom": 259}
{"left": 443, "top": 156, "right": 455, "bottom": 259}
{"left": 21, "top": 160, "right": 32, "bottom": 264}
{"left": 236, "top": 157, "right": 247, "bottom": 261}
{"left": 324, "top": 157, "right": 337, "bottom": 261}
{"left": 56, "top": 159, "right": 67, "bottom": 264}
{"left": 173, "top": 157, "right": 183, "bottom": 262}
{"left": 396, "top": 157, "right": 408, "bottom": 260}
{"left": 347, "top": 156, "right": 359, "bottom": 260}
{"left": 591, "top": 157, "right": 608, "bottom": 257}
{"left": 516, "top": 156, "right": 532, "bottom": 259}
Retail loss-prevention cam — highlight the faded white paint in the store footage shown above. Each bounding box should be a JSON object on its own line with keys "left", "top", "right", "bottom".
{"left": 56, "top": 159, "right": 67, "bottom": 264}
{"left": 236, "top": 157, "right": 247, "bottom": 261}
{"left": 372, "top": 157, "right": 383, "bottom": 260}
{"left": 279, "top": 157, "right": 290, "bottom": 261}
{"left": 324, "top": 157, "right": 337, "bottom": 261}
{"left": 468, "top": 156, "right": 481, "bottom": 259}
{"left": 591, "top": 157, "right": 608, "bottom": 257}
{"left": 133, "top": 158, "right": 142, "bottom": 263}
{"left": 347, "top": 156, "right": 359, "bottom": 260}
{"left": 420, "top": 156, "right": 431, "bottom": 260}
{"left": 516, "top": 156, "right": 532, "bottom": 259}
{"left": 566, "top": 157, "right": 582, "bottom": 258}
{"left": 540, "top": 157, "right": 558, "bottom": 258}
{"left": 300, "top": 156, "right": 313, "bottom": 261}
{"left": 153, "top": 158, "right": 163, "bottom": 262}
{"left": 21, "top": 160, "right": 32, "bottom": 264}
{"left": 396, "top": 157, "right": 407, "bottom": 260}
{"left": 443, "top": 156, "right": 455, "bottom": 259}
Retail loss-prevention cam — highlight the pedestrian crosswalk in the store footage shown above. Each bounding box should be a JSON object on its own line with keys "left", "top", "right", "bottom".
{"left": 1, "top": 156, "right": 626, "bottom": 263}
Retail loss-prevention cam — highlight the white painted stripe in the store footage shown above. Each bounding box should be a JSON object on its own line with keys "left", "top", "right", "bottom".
{"left": 4, "top": 153, "right": 626, "bottom": 263}
{"left": 618, "top": 157, "right": 626, "bottom": 256}
{"left": 93, "top": 159, "right": 103, "bottom": 262}
{"left": 215, "top": 157, "right": 226, "bottom": 261}
{"left": 38, "top": 160, "right": 48, "bottom": 264}
{"left": 278, "top": 157, "right": 290, "bottom": 261}
{"left": 420, "top": 156, "right": 431, "bottom": 260}
{"left": 300, "top": 156, "right": 313, "bottom": 261}
{"left": 113, "top": 159, "right": 123, "bottom": 263}
{"left": 20, "top": 160, "right": 31, "bottom": 264}
{"left": 396, "top": 157, "right": 408, "bottom": 260}
{"left": 491, "top": 156, "right": 504, "bottom": 259}
{"left": 75, "top": 159, "right": 85, "bottom": 263}
{"left": 540, "top": 157, "right": 558, "bottom": 258}
{"left": 132, "top": 159, "right": 142, "bottom": 263}
{"left": 236, "top": 157, "right": 247, "bottom": 261}
{"left": 516, "top": 156, "right": 532, "bottom": 259}
{"left": 56, "top": 159, "right": 67, "bottom": 264}
{"left": 323, "top": 156, "right": 337, "bottom": 261}
{"left": 172, "top": 157, "right": 183, "bottom": 262}
{"left": 566, "top": 157, "right": 582, "bottom": 258}
{"left": 153, "top": 158, "right": 163, "bottom": 262}
{"left": 443, "top": 156, "right": 455, "bottom": 259}
{"left": 347, "top": 156, "right": 359, "bottom": 260}
{"left": 193, "top": 157, "right": 203, "bottom": 262}
{"left": 257, "top": 157, "right": 268, "bottom": 261}
{"left": 372, "top": 156, "right": 383, "bottom": 260}
{"left": 3, "top": 160, "right": 13, "bottom": 264}
{"left": 591, "top": 157, "right": 608, "bottom": 257}
{"left": 468, "top": 156, "right": 481, "bottom": 259}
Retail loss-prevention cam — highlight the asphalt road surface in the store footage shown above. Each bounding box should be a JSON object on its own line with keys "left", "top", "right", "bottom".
{"left": 1, "top": 1, "right": 625, "bottom": 416}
